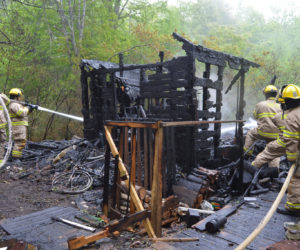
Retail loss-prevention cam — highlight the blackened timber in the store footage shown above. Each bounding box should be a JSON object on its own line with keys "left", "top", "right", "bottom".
{"left": 103, "top": 142, "right": 111, "bottom": 216}
{"left": 172, "top": 32, "right": 260, "bottom": 69}
{"left": 237, "top": 71, "right": 245, "bottom": 193}
{"left": 141, "top": 90, "right": 193, "bottom": 99}
{"left": 149, "top": 129, "right": 154, "bottom": 190}
{"left": 197, "top": 130, "right": 216, "bottom": 140}
{"left": 137, "top": 128, "right": 142, "bottom": 186}
{"left": 141, "top": 79, "right": 188, "bottom": 89}
{"left": 194, "top": 78, "right": 223, "bottom": 90}
{"left": 195, "top": 140, "right": 213, "bottom": 149}
{"left": 148, "top": 71, "right": 186, "bottom": 81}
{"left": 214, "top": 66, "right": 224, "bottom": 158}
{"left": 177, "top": 178, "right": 202, "bottom": 192}
{"left": 198, "top": 111, "right": 221, "bottom": 119}
{"left": 144, "top": 128, "right": 149, "bottom": 189}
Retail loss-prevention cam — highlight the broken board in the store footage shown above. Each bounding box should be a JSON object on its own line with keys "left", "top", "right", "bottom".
{"left": 0, "top": 206, "right": 94, "bottom": 250}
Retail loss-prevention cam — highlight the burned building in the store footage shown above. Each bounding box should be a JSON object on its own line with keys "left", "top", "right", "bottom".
{"left": 80, "top": 32, "right": 259, "bottom": 170}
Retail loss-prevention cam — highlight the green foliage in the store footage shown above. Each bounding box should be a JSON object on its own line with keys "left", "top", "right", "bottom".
{"left": 1, "top": 0, "right": 300, "bottom": 140}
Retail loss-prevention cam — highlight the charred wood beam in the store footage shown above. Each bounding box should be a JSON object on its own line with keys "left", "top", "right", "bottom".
{"left": 172, "top": 32, "right": 260, "bottom": 69}
{"left": 225, "top": 69, "right": 242, "bottom": 94}
{"left": 141, "top": 79, "right": 188, "bottom": 90}
{"left": 237, "top": 71, "right": 245, "bottom": 194}
{"left": 214, "top": 66, "right": 224, "bottom": 158}
{"left": 198, "top": 111, "right": 221, "bottom": 120}
{"left": 194, "top": 78, "right": 223, "bottom": 90}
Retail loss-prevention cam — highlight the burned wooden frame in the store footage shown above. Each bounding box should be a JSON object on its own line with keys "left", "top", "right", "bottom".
{"left": 80, "top": 32, "right": 259, "bottom": 195}
{"left": 103, "top": 120, "right": 244, "bottom": 238}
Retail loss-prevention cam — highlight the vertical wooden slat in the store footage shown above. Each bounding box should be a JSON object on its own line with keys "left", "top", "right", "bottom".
{"left": 237, "top": 71, "right": 245, "bottom": 193}
{"left": 144, "top": 128, "right": 149, "bottom": 189}
{"left": 214, "top": 66, "right": 224, "bottom": 158}
{"left": 151, "top": 122, "right": 164, "bottom": 237}
{"left": 116, "top": 128, "right": 124, "bottom": 209}
{"left": 103, "top": 141, "right": 111, "bottom": 216}
{"left": 124, "top": 127, "right": 129, "bottom": 167}
{"left": 149, "top": 128, "right": 154, "bottom": 189}
{"left": 104, "top": 126, "right": 156, "bottom": 238}
{"left": 137, "top": 128, "right": 142, "bottom": 186}
{"left": 130, "top": 129, "right": 137, "bottom": 213}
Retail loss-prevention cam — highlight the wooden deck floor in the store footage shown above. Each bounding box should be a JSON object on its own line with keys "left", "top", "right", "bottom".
{"left": 169, "top": 192, "right": 298, "bottom": 249}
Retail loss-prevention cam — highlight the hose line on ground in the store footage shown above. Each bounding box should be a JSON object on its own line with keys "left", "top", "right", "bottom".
{"left": 235, "top": 163, "right": 296, "bottom": 250}
{"left": 0, "top": 97, "right": 12, "bottom": 169}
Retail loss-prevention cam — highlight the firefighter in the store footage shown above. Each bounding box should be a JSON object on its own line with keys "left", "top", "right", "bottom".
{"left": 249, "top": 85, "right": 288, "bottom": 177}
{"left": 276, "top": 84, "right": 300, "bottom": 215}
{"left": 8, "top": 88, "right": 37, "bottom": 160}
{"left": 244, "top": 85, "right": 281, "bottom": 158}
{"left": 0, "top": 92, "right": 10, "bottom": 164}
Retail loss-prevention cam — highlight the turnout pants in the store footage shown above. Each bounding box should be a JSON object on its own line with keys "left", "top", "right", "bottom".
{"left": 252, "top": 140, "right": 284, "bottom": 168}
{"left": 12, "top": 125, "right": 27, "bottom": 158}
{"left": 244, "top": 128, "right": 275, "bottom": 155}
{"left": 286, "top": 160, "right": 300, "bottom": 211}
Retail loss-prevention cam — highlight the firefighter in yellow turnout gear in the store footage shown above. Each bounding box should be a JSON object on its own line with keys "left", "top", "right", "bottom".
{"left": 278, "top": 84, "right": 300, "bottom": 214}
{"left": 249, "top": 86, "right": 288, "bottom": 179}
{"left": 244, "top": 85, "right": 281, "bottom": 166}
{"left": 8, "top": 88, "right": 37, "bottom": 159}
{"left": 0, "top": 93, "right": 10, "bottom": 164}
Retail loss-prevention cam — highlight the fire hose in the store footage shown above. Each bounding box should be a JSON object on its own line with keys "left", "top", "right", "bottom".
{"left": 0, "top": 97, "right": 12, "bottom": 169}
{"left": 235, "top": 162, "right": 297, "bottom": 250}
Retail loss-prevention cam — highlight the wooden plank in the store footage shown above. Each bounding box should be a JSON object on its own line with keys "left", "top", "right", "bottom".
{"left": 197, "top": 130, "right": 216, "bottom": 140}
{"left": 116, "top": 128, "right": 124, "bottom": 209}
{"left": 141, "top": 90, "right": 191, "bottom": 99}
{"left": 144, "top": 128, "right": 149, "bottom": 189}
{"left": 148, "top": 72, "right": 186, "bottom": 81}
{"left": 124, "top": 127, "right": 129, "bottom": 167}
{"left": 198, "top": 110, "right": 221, "bottom": 119}
{"left": 104, "top": 126, "right": 156, "bottom": 238}
{"left": 130, "top": 129, "right": 137, "bottom": 214}
{"left": 149, "top": 129, "right": 154, "bottom": 189}
{"left": 105, "top": 121, "right": 157, "bottom": 129}
{"left": 103, "top": 143, "right": 111, "bottom": 216}
{"left": 194, "top": 77, "right": 223, "bottom": 90}
{"left": 141, "top": 79, "right": 188, "bottom": 89}
{"left": 137, "top": 128, "right": 142, "bottom": 186}
{"left": 151, "top": 122, "right": 164, "bottom": 237}
{"left": 148, "top": 73, "right": 172, "bottom": 80}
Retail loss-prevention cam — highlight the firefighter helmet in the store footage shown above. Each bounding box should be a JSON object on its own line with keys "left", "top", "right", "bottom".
{"left": 277, "top": 85, "right": 287, "bottom": 103}
{"left": 9, "top": 88, "right": 23, "bottom": 97}
{"left": 282, "top": 84, "right": 300, "bottom": 99}
{"left": 263, "top": 85, "right": 278, "bottom": 95}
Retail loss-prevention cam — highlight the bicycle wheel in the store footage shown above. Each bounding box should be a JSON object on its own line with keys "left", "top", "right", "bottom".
{"left": 52, "top": 170, "right": 93, "bottom": 194}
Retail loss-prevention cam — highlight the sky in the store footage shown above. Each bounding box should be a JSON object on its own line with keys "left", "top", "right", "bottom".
{"left": 166, "top": 0, "right": 300, "bottom": 19}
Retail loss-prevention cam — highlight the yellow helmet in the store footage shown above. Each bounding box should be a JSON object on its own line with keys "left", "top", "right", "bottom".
{"left": 282, "top": 84, "right": 300, "bottom": 99}
{"left": 263, "top": 85, "right": 278, "bottom": 94}
{"left": 9, "top": 88, "right": 23, "bottom": 96}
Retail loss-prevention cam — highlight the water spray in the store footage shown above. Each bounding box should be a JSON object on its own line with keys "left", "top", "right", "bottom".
{"left": 15, "top": 101, "right": 84, "bottom": 122}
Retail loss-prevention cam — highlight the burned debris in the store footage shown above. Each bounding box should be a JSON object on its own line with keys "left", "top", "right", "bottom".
{"left": 1, "top": 33, "right": 295, "bottom": 250}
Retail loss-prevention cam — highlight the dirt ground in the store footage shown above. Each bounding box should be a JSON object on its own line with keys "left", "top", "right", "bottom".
{"left": 0, "top": 163, "right": 78, "bottom": 240}
{"left": 0, "top": 162, "right": 182, "bottom": 249}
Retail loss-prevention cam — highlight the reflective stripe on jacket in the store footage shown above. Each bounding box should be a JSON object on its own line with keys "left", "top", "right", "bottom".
{"left": 253, "top": 97, "right": 281, "bottom": 139}
{"left": 8, "top": 102, "right": 29, "bottom": 127}
{"left": 282, "top": 105, "right": 300, "bottom": 162}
